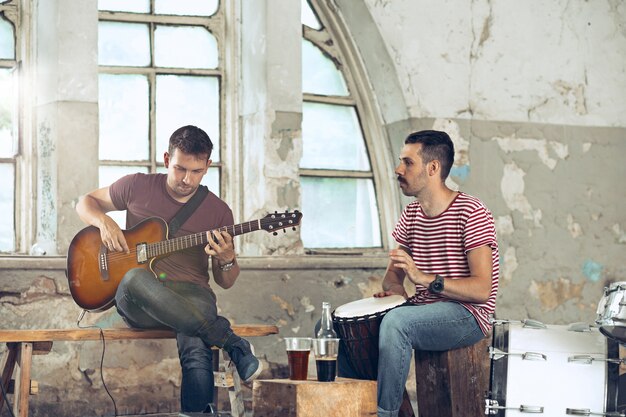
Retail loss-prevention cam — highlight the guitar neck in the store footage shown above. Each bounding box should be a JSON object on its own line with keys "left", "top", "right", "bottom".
{"left": 147, "top": 220, "right": 261, "bottom": 258}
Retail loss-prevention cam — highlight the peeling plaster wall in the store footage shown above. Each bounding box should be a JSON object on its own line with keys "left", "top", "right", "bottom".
{"left": 394, "top": 118, "right": 626, "bottom": 325}
{"left": 364, "top": 0, "right": 626, "bottom": 126}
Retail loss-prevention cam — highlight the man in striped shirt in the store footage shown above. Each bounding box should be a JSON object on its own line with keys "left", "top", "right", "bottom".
{"left": 375, "top": 130, "right": 499, "bottom": 417}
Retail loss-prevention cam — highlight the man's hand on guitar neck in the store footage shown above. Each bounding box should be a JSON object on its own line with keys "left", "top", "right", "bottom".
{"left": 204, "top": 230, "right": 235, "bottom": 266}
{"left": 205, "top": 230, "right": 240, "bottom": 289}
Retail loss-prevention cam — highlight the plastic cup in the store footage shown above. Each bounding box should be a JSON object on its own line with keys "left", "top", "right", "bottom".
{"left": 312, "top": 338, "right": 339, "bottom": 382}
{"left": 284, "top": 337, "right": 312, "bottom": 380}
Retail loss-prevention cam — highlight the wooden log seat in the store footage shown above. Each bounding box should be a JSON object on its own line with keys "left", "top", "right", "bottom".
{"left": 413, "top": 335, "right": 492, "bottom": 417}
{"left": 252, "top": 378, "right": 377, "bottom": 417}
{"left": 0, "top": 325, "right": 278, "bottom": 417}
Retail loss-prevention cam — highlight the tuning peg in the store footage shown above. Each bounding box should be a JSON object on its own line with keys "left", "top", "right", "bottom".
{"left": 273, "top": 232, "right": 278, "bottom": 236}
{"left": 283, "top": 229, "right": 286, "bottom": 233}
{"left": 292, "top": 227, "right": 296, "bottom": 231}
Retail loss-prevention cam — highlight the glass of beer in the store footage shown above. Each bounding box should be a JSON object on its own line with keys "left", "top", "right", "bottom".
{"left": 284, "top": 337, "right": 312, "bottom": 380}
{"left": 312, "top": 338, "right": 340, "bottom": 382}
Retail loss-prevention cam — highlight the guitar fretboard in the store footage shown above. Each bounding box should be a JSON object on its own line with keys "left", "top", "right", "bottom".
{"left": 146, "top": 220, "right": 261, "bottom": 258}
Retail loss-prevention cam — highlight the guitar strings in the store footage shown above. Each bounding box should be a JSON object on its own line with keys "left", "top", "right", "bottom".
{"left": 103, "top": 216, "right": 299, "bottom": 261}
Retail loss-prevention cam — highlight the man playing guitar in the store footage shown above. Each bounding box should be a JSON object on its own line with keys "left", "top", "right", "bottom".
{"left": 75, "top": 125, "right": 262, "bottom": 413}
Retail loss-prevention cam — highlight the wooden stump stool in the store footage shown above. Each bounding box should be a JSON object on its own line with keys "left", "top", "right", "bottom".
{"left": 252, "top": 378, "right": 377, "bottom": 417}
{"left": 414, "top": 335, "right": 491, "bottom": 417}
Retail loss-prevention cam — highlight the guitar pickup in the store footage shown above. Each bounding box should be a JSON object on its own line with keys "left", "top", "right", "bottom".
{"left": 136, "top": 243, "right": 148, "bottom": 263}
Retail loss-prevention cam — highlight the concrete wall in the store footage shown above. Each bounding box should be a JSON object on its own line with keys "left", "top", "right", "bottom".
{"left": 1, "top": 0, "right": 625, "bottom": 415}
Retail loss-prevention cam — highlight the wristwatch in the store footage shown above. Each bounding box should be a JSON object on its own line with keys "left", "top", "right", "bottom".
{"left": 428, "top": 274, "right": 445, "bottom": 294}
{"left": 219, "top": 259, "right": 236, "bottom": 271}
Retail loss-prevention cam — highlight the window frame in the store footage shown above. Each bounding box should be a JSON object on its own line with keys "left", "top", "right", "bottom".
{"left": 97, "top": 5, "right": 227, "bottom": 195}
{"left": 300, "top": 0, "right": 399, "bottom": 252}
{"left": 1, "top": 0, "right": 36, "bottom": 254}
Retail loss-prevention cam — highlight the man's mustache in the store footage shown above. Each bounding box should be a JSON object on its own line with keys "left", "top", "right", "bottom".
{"left": 397, "top": 176, "right": 406, "bottom": 184}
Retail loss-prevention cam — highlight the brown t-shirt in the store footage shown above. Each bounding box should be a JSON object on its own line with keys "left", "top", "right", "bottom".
{"left": 109, "top": 173, "right": 233, "bottom": 288}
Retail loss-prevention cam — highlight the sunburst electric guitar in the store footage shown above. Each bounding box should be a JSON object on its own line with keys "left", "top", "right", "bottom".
{"left": 66, "top": 210, "right": 303, "bottom": 312}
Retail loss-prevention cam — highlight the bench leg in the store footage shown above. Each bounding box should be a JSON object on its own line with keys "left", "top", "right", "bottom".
{"left": 15, "top": 342, "right": 33, "bottom": 417}
{"left": 0, "top": 343, "right": 18, "bottom": 412}
{"left": 213, "top": 349, "right": 245, "bottom": 417}
{"left": 225, "top": 356, "right": 244, "bottom": 417}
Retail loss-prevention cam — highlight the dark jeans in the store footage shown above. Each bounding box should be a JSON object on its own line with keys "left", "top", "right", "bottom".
{"left": 115, "top": 268, "right": 233, "bottom": 412}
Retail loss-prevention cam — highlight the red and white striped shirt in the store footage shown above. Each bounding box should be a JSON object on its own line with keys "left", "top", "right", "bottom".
{"left": 392, "top": 192, "right": 499, "bottom": 335}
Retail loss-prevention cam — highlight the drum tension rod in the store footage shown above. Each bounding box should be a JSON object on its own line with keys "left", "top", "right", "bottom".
{"left": 489, "top": 347, "right": 547, "bottom": 362}
{"left": 485, "top": 400, "right": 544, "bottom": 414}
{"left": 568, "top": 355, "right": 625, "bottom": 365}
{"left": 566, "top": 408, "right": 625, "bottom": 417}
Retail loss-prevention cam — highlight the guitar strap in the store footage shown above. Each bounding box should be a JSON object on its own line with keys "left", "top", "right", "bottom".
{"left": 168, "top": 185, "right": 209, "bottom": 235}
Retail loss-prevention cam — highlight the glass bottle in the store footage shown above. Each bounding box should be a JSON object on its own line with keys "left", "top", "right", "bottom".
{"left": 316, "top": 301, "right": 337, "bottom": 338}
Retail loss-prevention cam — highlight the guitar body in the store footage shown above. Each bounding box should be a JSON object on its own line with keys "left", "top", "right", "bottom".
{"left": 66, "top": 217, "right": 168, "bottom": 312}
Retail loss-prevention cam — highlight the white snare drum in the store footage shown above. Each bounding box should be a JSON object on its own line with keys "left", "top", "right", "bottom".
{"left": 333, "top": 295, "right": 406, "bottom": 380}
{"left": 596, "top": 282, "right": 626, "bottom": 326}
{"left": 487, "top": 320, "right": 620, "bottom": 416}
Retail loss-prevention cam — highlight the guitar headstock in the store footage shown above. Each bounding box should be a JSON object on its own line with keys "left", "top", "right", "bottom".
{"left": 261, "top": 210, "right": 303, "bottom": 235}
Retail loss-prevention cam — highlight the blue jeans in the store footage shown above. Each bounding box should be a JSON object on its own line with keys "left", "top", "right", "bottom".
{"left": 376, "top": 302, "right": 485, "bottom": 417}
{"left": 115, "top": 268, "right": 234, "bottom": 412}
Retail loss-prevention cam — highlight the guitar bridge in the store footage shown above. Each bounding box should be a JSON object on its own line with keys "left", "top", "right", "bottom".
{"left": 99, "top": 245, "right": 109, "bottom": 281}
{"left": 136, "top": 243, "right": 148, "bottom": 263}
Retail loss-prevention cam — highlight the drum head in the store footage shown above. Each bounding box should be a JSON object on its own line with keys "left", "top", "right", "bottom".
{"left": 334, "top": 295, "right": 406, "bottom": 319}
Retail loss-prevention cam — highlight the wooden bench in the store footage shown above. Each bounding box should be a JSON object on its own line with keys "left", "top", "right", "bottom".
{"left": 0, "top": 325, "right": 278, "bottom": 417}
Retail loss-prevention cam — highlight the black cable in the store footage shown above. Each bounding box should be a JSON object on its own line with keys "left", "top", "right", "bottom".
{"left": 0, "top": 371, "right": 17, "bottom": 417}
{"left": 77, "top": 310, "right": 118, "bottom": 417}
{"left": 76, "top": 312, "right": 188, "bottom": 417}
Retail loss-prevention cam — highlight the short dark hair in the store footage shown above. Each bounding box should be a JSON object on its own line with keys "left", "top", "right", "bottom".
{"left": 405, "top": 130, "right": 454, "bottom": 180}
{"left": 168, "top": 125, "right": 213, "bottom": 159}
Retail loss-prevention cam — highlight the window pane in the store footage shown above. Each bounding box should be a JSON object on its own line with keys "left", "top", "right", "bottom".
{"left": 301, "top": 177, "right": 381, "bottom": 248}
{"left": 98, "top": 0, "right": 149, "bottom": 13}
{"left": 301, "top": 0, "right": 322, "bottom": 30}
{"left": 155, "top": 75, "right": 220, "bottom": 162}
{"left": 99, "top": 165, "right": 149, "bottom": 229}
{"left": 155, "top": 0, "right": 219, "bottom": 17}
{"left": 0, "top": 163, "right": 14, "bottom": 251}
{"left": 202, "top": 167, "right": 220, "bottom": 198}
{"left": 157, "top": 166, "right": 220, "bottom": 198}
{"left": 301, "top": 102, "right": 370, "bottom": 170}
{"left": 0, "top": 68, "right": 16, "bottom": 157}
{"left": 99, "top": 74, "right": 149, "bottom": 161}
{"left": 302, "top": 39, "right": 348, "bottom": 96}
{"left": 154, "top": 25, "right": 218, "bottom": 69}
{"left": 98, "top": 22, "right": 150, "bottom": 67}
{"left": 0, "top": 15, "right": 15, "bottom": 59}
{"left": 99, "top": 165, "right": 149, "bottom": 188}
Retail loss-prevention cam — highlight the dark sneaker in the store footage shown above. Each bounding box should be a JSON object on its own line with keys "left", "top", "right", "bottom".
{"left": 227, "top": 338, "right": 263, "bottom": 383}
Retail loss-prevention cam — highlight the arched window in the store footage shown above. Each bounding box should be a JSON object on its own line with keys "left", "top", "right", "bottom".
{"left": 0, "top": 1, "right": 18, "bottom": 252}
{"left": 300, "top": 0, "right": 383, "bottom": 250}
{"left": 98, "top": 0, "right": 223, "bottom": 226}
